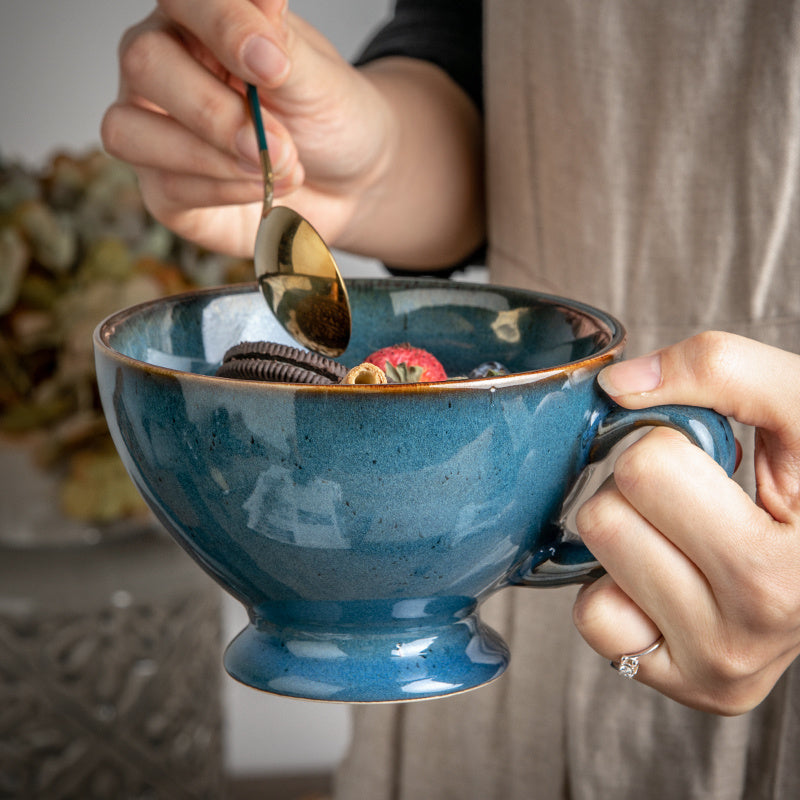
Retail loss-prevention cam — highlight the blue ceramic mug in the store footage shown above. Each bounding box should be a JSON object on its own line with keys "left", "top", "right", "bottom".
{"left": 94, "top": 279, "right": 735, "bottom": 702}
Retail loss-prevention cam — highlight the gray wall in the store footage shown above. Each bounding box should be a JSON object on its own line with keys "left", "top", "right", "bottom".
{"left": 0, "top": 0, "right": 392, "bottom": 778}
{"left": 0, "top": 1, "right": 391, "bottom": 163}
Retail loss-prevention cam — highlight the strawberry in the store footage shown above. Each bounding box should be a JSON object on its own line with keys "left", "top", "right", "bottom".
{"left": 365, "top": 343, "right": 447, "bottom": 383}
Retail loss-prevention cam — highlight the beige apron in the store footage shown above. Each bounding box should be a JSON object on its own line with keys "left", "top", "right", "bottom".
{"left": 335, "top": 2, "right": 800, "bottom": 797}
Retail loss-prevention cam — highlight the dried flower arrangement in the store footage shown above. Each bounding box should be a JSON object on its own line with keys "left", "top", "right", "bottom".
{"left": 0, "top": 149, "right": 251, "bottom": 524}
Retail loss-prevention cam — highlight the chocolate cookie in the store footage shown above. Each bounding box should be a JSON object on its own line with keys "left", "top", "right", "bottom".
{"left": 216, "top": 341, "right": 348, "bottom": 385}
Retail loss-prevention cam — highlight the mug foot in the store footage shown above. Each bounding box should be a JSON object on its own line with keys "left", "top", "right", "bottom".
{"left": 223, "top": 613, "right": 509, "bottom": 703}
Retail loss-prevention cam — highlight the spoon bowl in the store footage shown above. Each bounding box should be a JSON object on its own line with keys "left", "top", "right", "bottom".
{"left": 247, "top": 84, "right": 351, "bottom": 357}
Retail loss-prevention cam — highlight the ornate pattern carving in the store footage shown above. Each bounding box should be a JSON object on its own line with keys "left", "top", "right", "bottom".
{"left": 0, "top": 550, "right": 224, "bottom": 800}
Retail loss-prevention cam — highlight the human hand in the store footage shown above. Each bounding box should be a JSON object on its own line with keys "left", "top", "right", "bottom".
{"left": 572, "top": 331, "right": 800, "bottom": 714}
{"left": 100, "top": 0, "right": 395, "bottom": 256}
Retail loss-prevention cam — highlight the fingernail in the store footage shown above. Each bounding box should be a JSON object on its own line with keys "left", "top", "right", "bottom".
{"left": 269, "top": 134, "right": 292, "bottom": 173}
{"left": 236, "top": 126, "right": 291, "bottom": 175}
{"left": 235, "top": 126, "right": 260, "bottom": 165}
{"left": 598, "top": 354, "right": 662, "bottom": 396}
{"left": 236, "top": 158, "right": 262, "bottom": 176}
{"left": 287, "top": 161, "right": 304, "bottom": 187}
{"left": 243, "top": 36, "right": 289, "bottom": 85}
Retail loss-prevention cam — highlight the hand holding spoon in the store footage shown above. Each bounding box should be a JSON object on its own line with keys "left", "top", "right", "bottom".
{"left": 246, "top": 84, "right": 351, "bottom": 357}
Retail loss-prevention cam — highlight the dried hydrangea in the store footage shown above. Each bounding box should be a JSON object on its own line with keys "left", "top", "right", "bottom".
{"left": 0, "top": 149, "right": 252, "bottom": 525}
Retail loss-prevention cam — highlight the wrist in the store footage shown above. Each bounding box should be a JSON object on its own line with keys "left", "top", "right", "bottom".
{"left": 334, "top": 57, "right": 485, "bottom": 268}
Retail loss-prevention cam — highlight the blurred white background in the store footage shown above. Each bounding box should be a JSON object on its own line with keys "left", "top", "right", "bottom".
{"left": 0, "top": 0, "right": 392, "bottom": 781}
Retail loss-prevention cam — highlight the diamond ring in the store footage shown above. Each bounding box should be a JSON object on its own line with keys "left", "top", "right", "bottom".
{"left": 611, "top": 635, "right": 664, "bottom": 678}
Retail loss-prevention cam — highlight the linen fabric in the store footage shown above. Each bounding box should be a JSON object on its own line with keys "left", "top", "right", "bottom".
{"left": 336, "top": 2, "right": 800, "bottom": 798}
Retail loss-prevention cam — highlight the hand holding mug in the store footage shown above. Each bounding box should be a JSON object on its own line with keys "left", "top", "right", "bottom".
{"left": 574, "top": 332, "right": 800, "bottom": 715}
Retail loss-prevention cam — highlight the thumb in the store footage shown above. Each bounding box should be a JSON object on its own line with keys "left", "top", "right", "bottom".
{"left": 597, "top": 331, "right": 800, "bottom": 447}
{"left": 158, "top": 0, "right": 290, "bottom": 88}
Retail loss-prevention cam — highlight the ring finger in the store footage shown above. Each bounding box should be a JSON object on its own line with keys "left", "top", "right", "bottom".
{"left": 573, "top": 476, "right": 716, "bottom": 674}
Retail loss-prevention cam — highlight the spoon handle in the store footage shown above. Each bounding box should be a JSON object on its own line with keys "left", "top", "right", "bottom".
{"left": 246, "top": 83, "right": 274, "bottom": 212}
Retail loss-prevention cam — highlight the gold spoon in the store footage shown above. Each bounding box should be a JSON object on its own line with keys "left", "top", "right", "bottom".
{"left": 246, "top": 83, "right": 351, "bottom": 357}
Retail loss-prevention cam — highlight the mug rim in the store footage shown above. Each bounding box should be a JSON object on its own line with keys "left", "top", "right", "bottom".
{"left": 93, "top": 278, "right": 628, "bottom": 392}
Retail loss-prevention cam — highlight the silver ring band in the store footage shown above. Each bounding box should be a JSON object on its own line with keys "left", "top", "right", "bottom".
{"left": 611, "top": 635, "right": 664, "bottom": 678}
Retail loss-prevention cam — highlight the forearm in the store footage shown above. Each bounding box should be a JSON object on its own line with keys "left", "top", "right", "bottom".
{"left": 334, "top": 57, "right": 485, "bottom": 270}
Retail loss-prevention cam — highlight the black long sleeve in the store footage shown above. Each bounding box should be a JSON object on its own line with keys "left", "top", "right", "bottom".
{"left": 354, "top": 0, "right": 486, "bottom": 274}
{"left": 355, "top": 0, "right": 483, "bottom": 113}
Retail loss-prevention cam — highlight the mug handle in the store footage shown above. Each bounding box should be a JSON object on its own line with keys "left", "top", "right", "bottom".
{"left": 512, "top": 403, "right": 737, "bottom": 587}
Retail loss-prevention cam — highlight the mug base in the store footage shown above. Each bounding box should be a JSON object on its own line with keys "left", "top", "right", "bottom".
{"left": 223, "top": 613, "right": 509, "bottom": 703}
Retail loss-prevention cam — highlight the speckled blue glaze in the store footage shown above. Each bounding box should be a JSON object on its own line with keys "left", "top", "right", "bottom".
{"left": 93, "top": 279, "right": 735, "bottom": 702}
